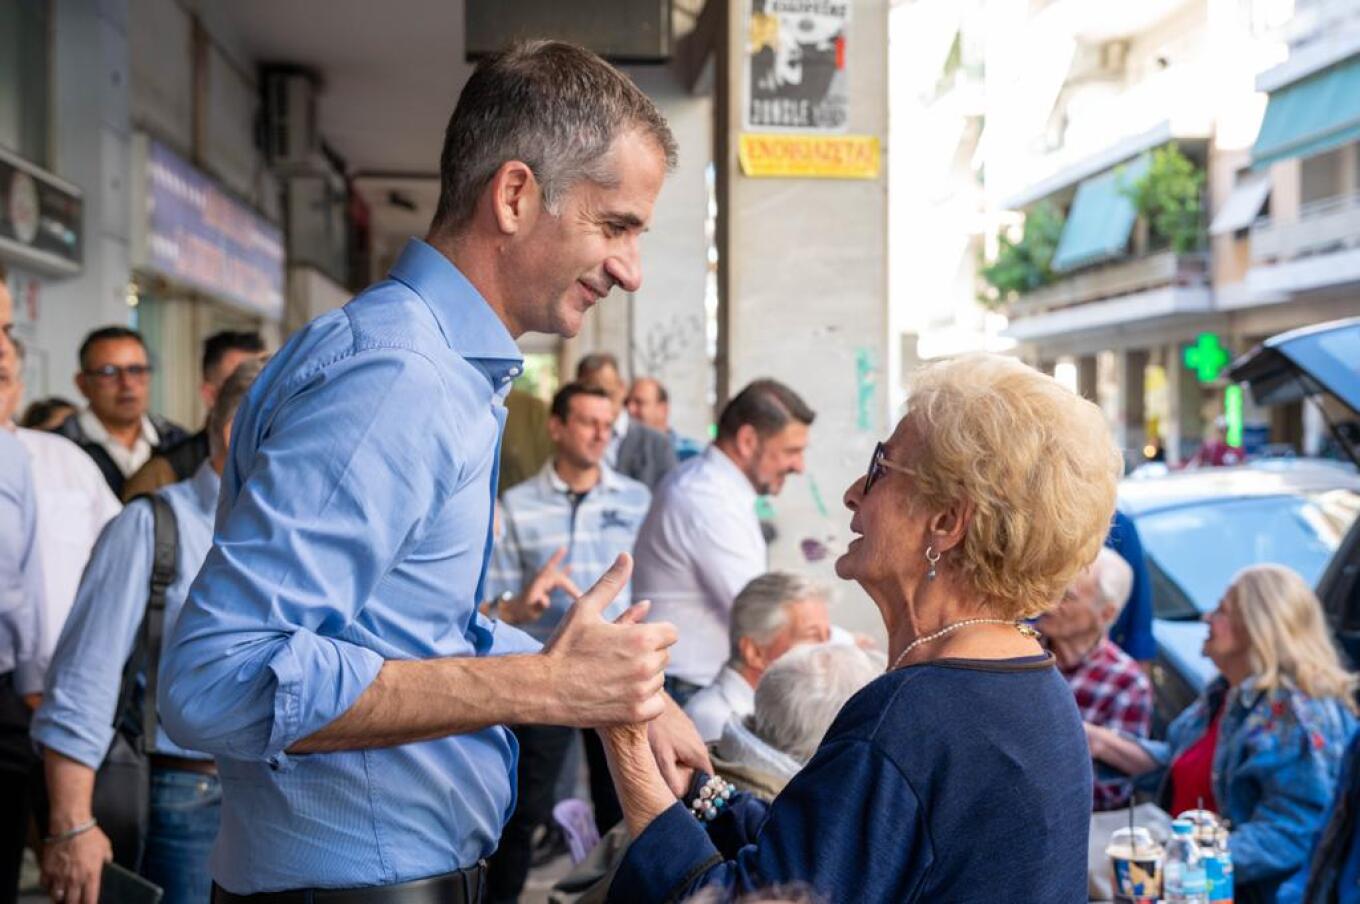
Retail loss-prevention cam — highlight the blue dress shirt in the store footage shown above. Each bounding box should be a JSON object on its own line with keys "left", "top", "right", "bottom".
{"left": 32, "top": 462, "right": 220, "bottom": 769}
{"left": 160, "top": 239, "right": 541, "bottom": 894}
{"left": 0, "top": 430, "right": 43, "bottom": 693}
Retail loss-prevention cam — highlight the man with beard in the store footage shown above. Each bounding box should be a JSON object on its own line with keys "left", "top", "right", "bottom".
{"left": 633, "top": 379, "right": 815, "bottom": 707}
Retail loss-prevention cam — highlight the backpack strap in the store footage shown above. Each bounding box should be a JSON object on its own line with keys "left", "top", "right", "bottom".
{"left": 140, "top": 493, "right": 178, "bottom": 752}
{"left": 111, "top": 494, "right": 179, "bottom": 752}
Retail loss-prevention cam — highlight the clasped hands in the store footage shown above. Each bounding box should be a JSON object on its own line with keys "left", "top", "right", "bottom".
{"left": 539, "top": 552, "right": 710, "bottom": 795}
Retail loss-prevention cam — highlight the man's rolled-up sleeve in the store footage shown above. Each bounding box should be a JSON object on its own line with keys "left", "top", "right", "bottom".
{"left": 159, "top": 350, "right": 456, "bottom": 760}
{"left": 31, "top": 504, "right": 155, "bottom": 769}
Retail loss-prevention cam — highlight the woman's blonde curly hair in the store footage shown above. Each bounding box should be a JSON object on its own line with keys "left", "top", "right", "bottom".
{"left": 900, "top": 354, "right": 1123, "bottom": 619}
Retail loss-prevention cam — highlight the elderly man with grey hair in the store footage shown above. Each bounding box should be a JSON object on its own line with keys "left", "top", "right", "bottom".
{"left": 1037, "top": 546, "right": 1152, "bottom": 810}
{"left": 684, "top": 572, "right": 831, "bottom": 744}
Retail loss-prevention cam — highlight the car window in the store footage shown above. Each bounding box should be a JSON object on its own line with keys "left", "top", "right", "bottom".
{"left": 1135, "top": 490, "right": 1360, "bottom": 617}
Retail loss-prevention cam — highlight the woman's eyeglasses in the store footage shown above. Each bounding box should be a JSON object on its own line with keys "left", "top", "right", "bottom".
{"left": 863, "top": 441, "right": 912, "bottom": 494}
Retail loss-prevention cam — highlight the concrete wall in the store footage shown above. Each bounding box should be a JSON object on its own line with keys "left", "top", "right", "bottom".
{"left": 718, "top": 0, "right": 892, "bottom": 641}
{"left": 21, "top": 0, "right": 135, "bottom": 403}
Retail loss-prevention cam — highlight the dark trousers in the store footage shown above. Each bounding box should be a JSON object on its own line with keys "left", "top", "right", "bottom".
{"left": 486, "top": 725, "right": 574, "bottom": 903}
{"left": 0, "top": 674, "right": 36, "bottom": 904}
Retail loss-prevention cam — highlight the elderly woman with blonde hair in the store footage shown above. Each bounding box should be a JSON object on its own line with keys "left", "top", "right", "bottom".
{"left": 598, "top": 354, "right": 1122, "bottom": 903}
{"left": 1087, "top": 564, "right": 1357, "bottom": 903}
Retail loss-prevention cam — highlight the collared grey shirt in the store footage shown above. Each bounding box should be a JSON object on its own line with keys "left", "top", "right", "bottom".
{"left": 486, "top": 460, "right": 651, "bottom": 643}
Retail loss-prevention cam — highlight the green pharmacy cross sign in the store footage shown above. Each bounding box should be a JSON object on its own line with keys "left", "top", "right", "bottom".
{"left": 1184, "top": 332, "right": 1231, "bottom": 383}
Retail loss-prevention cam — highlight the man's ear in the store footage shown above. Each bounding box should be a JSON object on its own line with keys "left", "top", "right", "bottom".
{"left": 488, "top": 161, "right": 540, "bottom": 236}
{"left": 735, "top": 423, "right": 761, "bottom": 461}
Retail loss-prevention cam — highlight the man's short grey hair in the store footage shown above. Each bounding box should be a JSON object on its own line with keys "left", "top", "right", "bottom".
{"left": 208, "top": 358, "right": 264, "bottom": 458}
{"left": 752, "top": 643, "right": 880, "bottom": 763}
{"left": 728, "top": 572, "right": 830, "bottom": 665}
{"left": 431, "top": 40, "right": 677, "bottom": 233}
{"left": 1091, "top": 547, "right": 1135, "bottom": 623}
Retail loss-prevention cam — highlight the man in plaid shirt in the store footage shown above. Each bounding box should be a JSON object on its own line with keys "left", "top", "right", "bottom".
{"left": 1038, "top": 546, "right": 1152, "bottom": 810}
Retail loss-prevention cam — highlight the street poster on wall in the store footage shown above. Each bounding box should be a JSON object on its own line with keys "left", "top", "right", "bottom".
{"left": 745, "top": 0, "right": 851, "bottom": 132}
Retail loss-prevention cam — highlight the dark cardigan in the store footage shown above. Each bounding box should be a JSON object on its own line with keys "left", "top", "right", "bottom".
{"left": 608, "top": 654, "right": 1093, "bottom": 904}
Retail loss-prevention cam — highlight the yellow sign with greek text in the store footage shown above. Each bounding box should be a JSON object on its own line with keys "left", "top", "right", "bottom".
{"left": 739, "top": 134, "right": 880, "bottom": 179}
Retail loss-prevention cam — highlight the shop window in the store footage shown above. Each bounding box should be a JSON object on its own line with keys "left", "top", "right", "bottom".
{"left": 0, "top": 0, "right": 50, "bottom": 167}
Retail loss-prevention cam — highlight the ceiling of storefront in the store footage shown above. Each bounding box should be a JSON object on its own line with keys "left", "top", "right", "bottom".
{"left": 217, "top": 0, "right": 472, "bottom": 178}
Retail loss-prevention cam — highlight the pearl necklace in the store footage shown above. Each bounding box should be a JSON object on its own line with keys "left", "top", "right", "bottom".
{"left": 891, "top": 618, "right": 1039, "bottom": 670}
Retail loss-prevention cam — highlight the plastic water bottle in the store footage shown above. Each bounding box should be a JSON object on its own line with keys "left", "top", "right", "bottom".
{"left": 1206, "top": 827, "right": 1234, "bottom": 904}
{"left": 1163, "top": 819, "right": 1210, "bottom": 904}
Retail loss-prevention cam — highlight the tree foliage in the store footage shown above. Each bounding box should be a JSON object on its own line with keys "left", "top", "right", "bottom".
{"left": 978, "top": 202, "right": 1064, "bottom": 309}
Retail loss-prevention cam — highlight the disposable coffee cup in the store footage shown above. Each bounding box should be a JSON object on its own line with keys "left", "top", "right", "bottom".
{"left": 1107, "top": 826, "right": 1162, "bottom": 904}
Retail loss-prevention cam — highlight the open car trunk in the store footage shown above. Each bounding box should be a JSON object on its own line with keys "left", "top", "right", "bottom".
{"left": 1228, "top": 317, "right": 1360, "bottom": 465}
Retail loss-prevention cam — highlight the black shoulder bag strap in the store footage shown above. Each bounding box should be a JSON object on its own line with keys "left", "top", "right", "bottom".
{"left": 111, "top": 494, "right": 179, "bottom": 751}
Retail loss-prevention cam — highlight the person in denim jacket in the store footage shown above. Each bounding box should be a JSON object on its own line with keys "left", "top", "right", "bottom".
{"left": 1086, "top": 565, "right": 1358, "bottom": 903}
{"left": 1278, "top": 726, "right": 1360, "bottom": 904}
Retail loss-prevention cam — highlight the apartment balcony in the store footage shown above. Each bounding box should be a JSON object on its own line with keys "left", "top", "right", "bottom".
{"left": 1004, "top": 250, "right": 1212, "bottom": 343}
{"left": 1251, "top": 193, "right": 1360, "bottom": 262}
{"left": 1247, "top": 193, "right": 1360, "bottom": 298}
{"left": 1011, "top": 250, "right": 1207, "bottom": 315}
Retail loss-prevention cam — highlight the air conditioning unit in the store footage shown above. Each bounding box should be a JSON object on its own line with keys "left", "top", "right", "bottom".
{"left": 262, "top": 69, "right": 319, "bottom": 167}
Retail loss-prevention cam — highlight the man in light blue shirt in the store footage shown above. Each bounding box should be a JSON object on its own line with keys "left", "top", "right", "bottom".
{"left": 1, "top": 288, "right": 45, "bottom": 904}
{"left": 159, "top": 41, "right": 706, "bottom": 900}
{"left": 483, "top": 382, "right": 651, "bottom": 899}
{"left": 32, "top": 360, "right": 261, "bottom": 904}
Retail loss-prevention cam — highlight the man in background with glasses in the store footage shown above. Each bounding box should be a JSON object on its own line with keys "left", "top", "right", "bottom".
{"left": 53, "top": 326, "right": 189, "bottom": 498}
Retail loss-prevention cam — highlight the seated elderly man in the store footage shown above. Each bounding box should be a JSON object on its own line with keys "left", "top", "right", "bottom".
{"left": 684, "top": 572, "right": 832, "bottom": 743}
{"left": 1037, "top": 545, "right": 1152, "bottom": 810}
{"left": 712, "top": 642, "right": 880, "bottom": 799}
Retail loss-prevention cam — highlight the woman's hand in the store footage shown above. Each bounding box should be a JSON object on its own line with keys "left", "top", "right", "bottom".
{"left": 601, "top": 720, "right": 684, "bottom": 838}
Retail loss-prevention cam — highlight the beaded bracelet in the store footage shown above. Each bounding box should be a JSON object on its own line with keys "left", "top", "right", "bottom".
{"left": 688, "top": 775, "right": 736, "bottom": 822}
{"left": 44, "top": 818, "right": 97, "bottom": 845}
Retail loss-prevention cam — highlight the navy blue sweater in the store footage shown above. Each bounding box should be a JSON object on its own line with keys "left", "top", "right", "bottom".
{"left": 608, "top": 654, "right": 1092, "bottom": 903}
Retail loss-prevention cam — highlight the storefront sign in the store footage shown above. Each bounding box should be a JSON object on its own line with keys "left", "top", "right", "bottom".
{"left": 144, "top": 139, "right": 284, "bottom": 320}
{"left": 0, "top": 147, "right": 82, "bottom": 275}
{"left": 1184, "top": 332, "right": 1230, "bottom": 383}
{"left": 745, "top": 0, "right": 850, "bottom": 132}
{"left": 739, "top": 134, "right": 880, "bottom": 179}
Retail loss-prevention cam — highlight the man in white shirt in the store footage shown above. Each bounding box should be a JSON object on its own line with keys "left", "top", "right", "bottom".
{"left": 52, "top": 327, "right": 189, "bottom": 498}
{"left": 685, "top": 572, "right": 831, "bottom": 743}
{"left": 633, "top": 378, "right": 815, "bottom": 703}
{"left": 0, "top": 342, "right": 121, "bottom": 691}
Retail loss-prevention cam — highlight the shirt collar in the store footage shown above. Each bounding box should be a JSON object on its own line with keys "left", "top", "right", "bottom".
{"left": 704, "top": 444, "right": 757, "bottom": 502}
{"left": 78, "top": 408, "right": 159, "bottom": 447}
{"left": 540, "top": 459, "right": 624, "bottom": 495}
{"left": 613, "top": 408, "right": 631, "bottom": 439}
{"left": 189, "top": 460, "right": 221, "bottom": 510}
{"left": 718, "top": 665, "right": 756, "bottom": 708}
{"left": 387, "top": 238, "right": 524, "bottom": 390}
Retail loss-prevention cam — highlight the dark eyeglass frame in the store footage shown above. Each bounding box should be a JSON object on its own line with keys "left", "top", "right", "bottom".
{"left": 83, "top": 363, "right": 154, "bottom": 383}
{"left": 863, "top": 441, "right": 912, "bottom": 494}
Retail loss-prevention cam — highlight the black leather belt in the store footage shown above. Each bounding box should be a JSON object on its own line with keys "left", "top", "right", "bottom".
{"left": 211, "top": 862, "right": 486, "bottom": 904}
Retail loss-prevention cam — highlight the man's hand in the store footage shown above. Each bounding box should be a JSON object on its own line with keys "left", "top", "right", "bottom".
{"left": 41, "top": 825, "right": 111, "bottom": 904}
{"left": 502, "top": 547, "right": 582, "bottom": 625}
{"left": 542, "top": 554, "right": 676, "bottom": 727}
{"left": 648, "top": 695, "right": 712, "bottom": 795}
